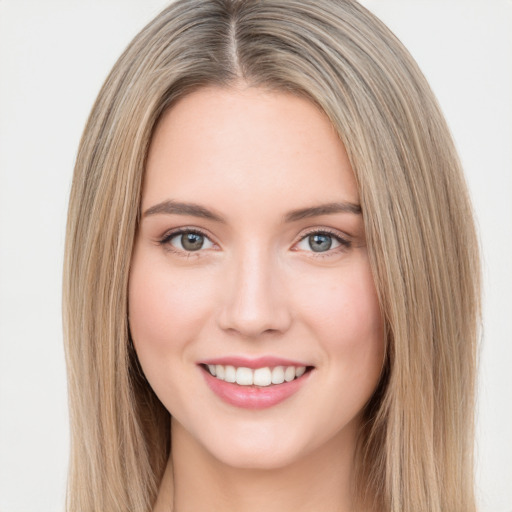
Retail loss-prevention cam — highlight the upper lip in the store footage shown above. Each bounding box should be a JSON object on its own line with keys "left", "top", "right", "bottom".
{"left": 199, "top": 356, "right": 312, "bottom": 369}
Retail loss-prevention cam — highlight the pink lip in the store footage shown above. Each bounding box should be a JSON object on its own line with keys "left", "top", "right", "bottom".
{"left": 199, "top": 356, "right": 309, "bottom": 369}
{"left": 200, "top": 364, "right": 312, "bottom": 410}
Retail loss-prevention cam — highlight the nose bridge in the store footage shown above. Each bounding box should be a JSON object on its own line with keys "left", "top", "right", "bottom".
{"left": 218, "top": 242, "right": 291, "bottom": 337}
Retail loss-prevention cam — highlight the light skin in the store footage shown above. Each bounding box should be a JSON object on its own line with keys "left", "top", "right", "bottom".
{"left": 129, "top": 86, "right": 385, "bottom": 512}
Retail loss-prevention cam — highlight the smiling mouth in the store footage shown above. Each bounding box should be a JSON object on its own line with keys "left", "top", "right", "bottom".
{"left": 202, "top": 364, "right": 313, "bottom": 387}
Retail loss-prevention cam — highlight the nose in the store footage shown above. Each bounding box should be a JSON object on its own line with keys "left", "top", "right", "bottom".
{"left": 217, "top": 247, "right": 292, "bottom": 338}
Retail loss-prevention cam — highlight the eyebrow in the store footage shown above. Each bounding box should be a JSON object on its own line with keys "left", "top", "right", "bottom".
{"left": 143, "top": 200, "right": 225, "bottom": 222}
{"left": 284, "top": 201, "right": 361, "bottom": 222}
{"left": 142, "top": 199, "right": 361, "bottom": 223}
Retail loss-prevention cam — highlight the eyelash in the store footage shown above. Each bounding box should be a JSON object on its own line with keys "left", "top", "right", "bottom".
{"left": 158, "top": 227, "right": 351, "bottom": 258}
{"left": 296, "top": 228, "right": 352, "bottom": 257}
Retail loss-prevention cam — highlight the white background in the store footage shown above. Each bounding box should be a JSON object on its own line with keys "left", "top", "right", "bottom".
{"left": 0, "top": 1, "right": 510, "bottom": 511}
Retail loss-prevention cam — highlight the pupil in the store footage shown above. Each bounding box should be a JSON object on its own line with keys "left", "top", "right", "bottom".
{"left": 181, "top": 233, "right": 203, "bottom": 251}
{"left": 309, "top": 234, "right": 332, "bottom": 252}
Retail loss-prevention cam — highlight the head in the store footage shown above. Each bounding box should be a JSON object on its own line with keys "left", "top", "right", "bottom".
{"left": 63, "top": 1, "right": 480, "bottom": 511}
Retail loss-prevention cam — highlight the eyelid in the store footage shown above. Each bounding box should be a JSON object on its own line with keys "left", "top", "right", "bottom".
{"left": 293, "top": 227, "right": 352, "bottom": 254}
{"left": 158, "top": 226, "right": 218, "bottom": 255}
{"left": 156, "top": 225, "right": 351, "bottom": 257}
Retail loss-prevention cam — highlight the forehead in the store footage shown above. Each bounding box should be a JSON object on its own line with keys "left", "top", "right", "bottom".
{"left": 143, "top": 86, "right": 359, "bottom": 214}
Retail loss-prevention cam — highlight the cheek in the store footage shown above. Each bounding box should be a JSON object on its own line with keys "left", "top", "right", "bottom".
{"left": 294, "top": 257, "right": 384, "bottom": 369}
{"left": 127, "top": 249, "right": 221, "bottom": 414}
{"left": 128, "top": 252, "right": 213, "bottom": 360}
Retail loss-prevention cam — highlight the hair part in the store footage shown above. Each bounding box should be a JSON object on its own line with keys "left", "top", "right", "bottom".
{"left": 63, "top": 1, "right": 480, "bottom": 510}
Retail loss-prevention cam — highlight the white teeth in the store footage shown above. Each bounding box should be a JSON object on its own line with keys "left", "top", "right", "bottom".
{"left": 284, "top": 366, "right": 296, "bottom": 382}
{"left": 206, "top": 364, "right": 308, "bottom": 386}
{"left": 215, "top": 364, "right": 225, "bottom": 380}
{"left": 236, "top": 367, "right": 253, "bottom": 385}
{"left": 253, "top": 367, "right": 272, "bottom": 386}
{"left": 271, "top": 366, "right": 285, "bottom": 384}
{"left": 295, "top": 366, "right": 306, "bottom": 378}
{"left": 224, "top": 365, "right": 236, "bottom": 383}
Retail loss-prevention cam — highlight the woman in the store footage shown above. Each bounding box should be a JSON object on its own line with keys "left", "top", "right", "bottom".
{"left": 63, "top": 1, "right": 481, "bottom": 511}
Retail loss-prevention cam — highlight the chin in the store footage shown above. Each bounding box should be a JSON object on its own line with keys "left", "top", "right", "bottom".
{"left": 195, "top": 420, "right": 326, "bottom": 471}
{"left": 210, "top": 443, "right": 306, "bottom": 471}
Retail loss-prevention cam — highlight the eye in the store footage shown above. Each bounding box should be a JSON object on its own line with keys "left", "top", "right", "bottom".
{"left": 295, "top": 231, "right": 349, "bottom": 253}
{"left": 165, "top": 230, "right": 214, "bottom": 252}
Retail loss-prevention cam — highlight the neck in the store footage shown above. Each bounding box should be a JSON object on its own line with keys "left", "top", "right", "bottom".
{"left": 154, "top": 418, "right": 361, "bottom": 512}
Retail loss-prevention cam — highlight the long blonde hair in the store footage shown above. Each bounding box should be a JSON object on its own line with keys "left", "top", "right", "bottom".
{"left": 63, "top": 1, "right": 481, "bottom": 510}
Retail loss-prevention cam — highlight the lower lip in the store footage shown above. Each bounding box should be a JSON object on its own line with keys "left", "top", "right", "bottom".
{"left": 201, "top": 367, "right": 311, "bottom": 410}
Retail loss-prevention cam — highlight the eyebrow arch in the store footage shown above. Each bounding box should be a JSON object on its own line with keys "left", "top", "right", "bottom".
{"left": 143, "top": 200, "right": 225, "bottom": 222}
{"left": 284, "top": 202, "right": 361, "bottom": 222}
{"left": 143, "top": 199, "right": 361, "bottom": 223}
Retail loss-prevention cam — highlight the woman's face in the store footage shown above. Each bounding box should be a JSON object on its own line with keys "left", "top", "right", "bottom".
{"left": 129, "top": 86, "right": 384, "bottom": 469}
